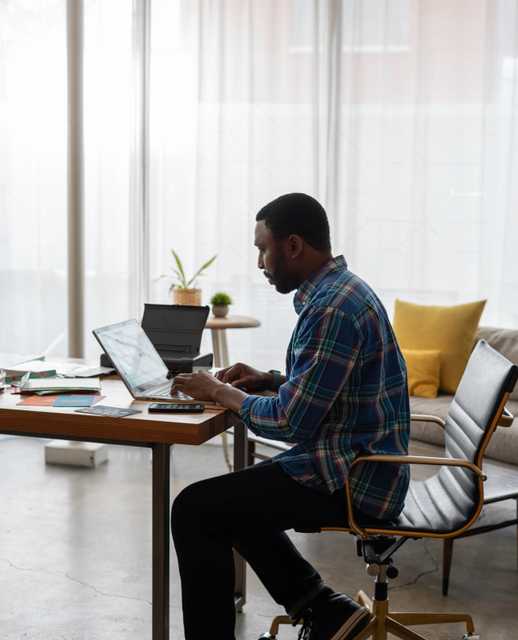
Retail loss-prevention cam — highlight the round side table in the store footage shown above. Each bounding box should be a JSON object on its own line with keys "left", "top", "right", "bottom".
{"left": 205, "top": 315, "right": 260, "bottom": 368}
{"left": 204, "top": 315, "right": 260, "bottom": 470}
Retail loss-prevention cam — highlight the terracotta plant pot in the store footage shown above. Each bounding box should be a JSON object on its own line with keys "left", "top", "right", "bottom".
{"left": 172, "top": 287, "right": 202, "bottom": 306}
{"left": 212, "top": 304, "right": 229, "bottom": 318}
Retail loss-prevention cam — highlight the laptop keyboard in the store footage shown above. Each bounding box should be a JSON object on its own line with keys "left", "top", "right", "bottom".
{"left": 154, "top": 389, "right": 173, "bottom": 398}
{"left": 152, "top": 386, "right": 191, "bottom": 401}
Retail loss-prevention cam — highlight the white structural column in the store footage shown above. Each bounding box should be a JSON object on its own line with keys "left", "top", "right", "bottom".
{"left": 45, "top": 0, "right": 108, "bottom": 467}
{"left": 67, "top": 0, "right": 84, "bottom": 358}
{"left": 129, "top": 0, "right": 151, "bottom": 315}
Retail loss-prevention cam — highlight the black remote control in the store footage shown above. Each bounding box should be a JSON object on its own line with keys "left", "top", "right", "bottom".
{"left": 148, "top": 402, "right": 205, "bottom": 413}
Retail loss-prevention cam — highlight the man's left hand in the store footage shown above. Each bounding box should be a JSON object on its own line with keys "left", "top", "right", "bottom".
{"left": 171, "top": 371, "right": 224, "bottom": 402}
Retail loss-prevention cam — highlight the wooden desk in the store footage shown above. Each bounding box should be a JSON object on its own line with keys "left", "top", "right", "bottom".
{"left": 0, "top": 377, "right": 248, "bottom": 640}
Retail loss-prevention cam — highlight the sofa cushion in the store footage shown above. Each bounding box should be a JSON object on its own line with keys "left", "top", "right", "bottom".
{"left": 401, "top": 348, "right": 441, "bottom": 398}
{"left": 393, "top": 299, "right": 486, "bottom": 394}
{"left": 410, "top": 395, "right": 518, "bottom": 467}
{"left": 476, "top": 326, "right": 518, "bottom": 401}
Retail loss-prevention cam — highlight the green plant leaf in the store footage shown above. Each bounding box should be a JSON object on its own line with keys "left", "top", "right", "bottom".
{"left": 172, "top": 268, "right": 184, "bottom": 283}
{"left": 171, "top": 249, "right": 187, "bottom": 288}
{"left": 210, "top": 291, "right": 232, "bottom": 305}
{"left": 186, "top": 254, "right": 217, "bottom": 288}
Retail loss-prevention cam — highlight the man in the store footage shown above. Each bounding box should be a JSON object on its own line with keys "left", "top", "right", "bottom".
{"left": 171, "top": 193, "right": 410, "bottom": 640}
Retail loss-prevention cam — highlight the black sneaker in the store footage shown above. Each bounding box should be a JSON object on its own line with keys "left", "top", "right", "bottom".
{"left": 298, "top": 594, "right": 370, "bottom": 640}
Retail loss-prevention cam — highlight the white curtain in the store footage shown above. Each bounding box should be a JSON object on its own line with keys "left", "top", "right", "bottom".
{"left": 1, "top": 1, "right": 518, "bottom": 368}
{"left": 0, "top": 1, "right": 67, "bottom": 356}
{"left": 148, "top": 0, "right": 518, "bottom": 371}
{"left": 0, "top": 0, "right": 142, "bottom": 357}
{"left": 83, "top": 0, "right": 144, "bottom": 341}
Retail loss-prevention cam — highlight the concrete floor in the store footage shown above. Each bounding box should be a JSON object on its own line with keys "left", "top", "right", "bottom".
{"left": 0, "top": 435, "right": 517, "bottom": 640}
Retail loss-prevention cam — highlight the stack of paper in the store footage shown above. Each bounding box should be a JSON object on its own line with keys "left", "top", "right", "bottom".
{"left": 52, "top": 363, "right": 115, "bottom": 378}
{"left": 19, "top": 377, "right": 101, "bottom": 394}
{"left": 2, "top": 360, "right": 57, "bottom": 382}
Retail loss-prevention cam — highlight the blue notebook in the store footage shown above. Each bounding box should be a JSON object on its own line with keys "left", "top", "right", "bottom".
{"left": 53, "top": 394, "right": 99, "bottom": 408}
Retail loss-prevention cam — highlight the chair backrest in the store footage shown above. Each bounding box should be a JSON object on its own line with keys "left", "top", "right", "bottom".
{"left": 436, "top": 340, "right": 518, "bottom": 523}
{"left": 444, "top": 339, "right": 518, "bottom": 466}
{"left": 392, "top": 340, "right": 518, "bottom": 535}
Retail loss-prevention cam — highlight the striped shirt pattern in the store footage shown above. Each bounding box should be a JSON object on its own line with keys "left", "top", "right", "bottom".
{"left": 239, "top": 256, "right": 410, "bottom": 520}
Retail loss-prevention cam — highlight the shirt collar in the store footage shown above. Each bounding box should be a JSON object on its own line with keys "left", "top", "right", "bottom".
{"left": 293, "top": 255, "right": 348, "bottom": 315}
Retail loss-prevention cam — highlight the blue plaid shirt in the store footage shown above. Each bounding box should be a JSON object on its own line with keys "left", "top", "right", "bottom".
{"left": 239, "top": 256, "right": 410, "bottom": 520}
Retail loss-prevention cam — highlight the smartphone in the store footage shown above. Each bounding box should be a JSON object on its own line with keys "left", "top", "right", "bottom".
{"left": 148, "top": 402, "right": 205, "bottom": 413}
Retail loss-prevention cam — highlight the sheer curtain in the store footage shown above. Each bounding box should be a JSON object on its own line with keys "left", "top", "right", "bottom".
{"left": 83, "top": 0, "right": 144, "bottom": 349}
{"left": 147, "top": 0, "right": 518, "bottom": 371}
{"left": 0, "top": 0, "right": 141, "bottom": 357}
{"left": 0, "top": 1, "right": 67, "bottom": 356}
{"left": 1, "top": 1, "right": 518, "bottom": 364}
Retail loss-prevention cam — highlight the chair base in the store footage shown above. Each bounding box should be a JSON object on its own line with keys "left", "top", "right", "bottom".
{"left": 258, "top": 591, "right": 478, "bottom": 640}
{"left": 355, "top": 590, "right": 478, "bottom": 639}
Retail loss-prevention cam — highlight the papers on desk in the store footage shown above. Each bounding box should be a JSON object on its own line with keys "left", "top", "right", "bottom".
{"left": 3, "top": 360, "right": 114, "bottom": 382}
{"left": 62, "top": 364, "right": 115, "bottom": 377}
{"left": 3, "top": 360, "right": 57, "bottom": 380}
{"left": 42, "top": 362, "right": 115, "bottom": 378}
{"left": 17, "top": 393, "right": 104, "bottom": 407}
{"left": 19, "top": 377, "right": 101, "bottom": 394}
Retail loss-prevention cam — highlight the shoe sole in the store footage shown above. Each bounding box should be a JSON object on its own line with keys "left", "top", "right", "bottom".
{"left": 329, "top": 607, "right": 370, "bottom": 640}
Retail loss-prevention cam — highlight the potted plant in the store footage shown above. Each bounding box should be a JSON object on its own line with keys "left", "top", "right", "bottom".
{"left": 166, "top": 250, "right": 217, "bottom": 306}
{"left": 210, "top": 292, "right": 233, "bottom": 318}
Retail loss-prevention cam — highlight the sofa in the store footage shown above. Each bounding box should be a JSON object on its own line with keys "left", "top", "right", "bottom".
{"left": 410, "top": 326, "right": 518, "bottom": 465}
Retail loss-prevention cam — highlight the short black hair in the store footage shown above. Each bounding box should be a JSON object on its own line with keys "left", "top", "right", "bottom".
{"left": 256, "top": 193, "right": 331, "bottom": 252}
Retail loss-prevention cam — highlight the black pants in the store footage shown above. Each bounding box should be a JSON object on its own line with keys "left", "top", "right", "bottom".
{"left": 171, "top": 460, "right": 352, "bottom": 640}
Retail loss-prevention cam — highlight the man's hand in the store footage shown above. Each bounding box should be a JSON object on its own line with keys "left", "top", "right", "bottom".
{"left": 215, "top": 362, "right": 273, "bottom": 392}
{"left": 172, "top": 371, "right": 247, "bottom": 413}
{"left": 171, "top": 371, "right": 223, "bottom": 402}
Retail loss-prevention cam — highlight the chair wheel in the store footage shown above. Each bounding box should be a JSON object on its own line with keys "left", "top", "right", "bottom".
{"left": 258, "top": 634, "right": 275, "bottom": 639}
{"left": 463, "top": 635, "right": 480, "bottom": 640}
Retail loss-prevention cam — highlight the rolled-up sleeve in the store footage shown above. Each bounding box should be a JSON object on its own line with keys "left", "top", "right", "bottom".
{"left": 239, "top": 307, "right": 362, "bottom": 442}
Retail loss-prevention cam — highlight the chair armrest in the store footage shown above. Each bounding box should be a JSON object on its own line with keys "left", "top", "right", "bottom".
{"left": 410, "top": 413, "right": 445, "bottom": 429}
{"left": 497, "top": 407, "right": 514, "bottom": 428}
{"left": 344, "top": 453, "right": 486, "bottom": 539}
{"left": 226, "top": 428, "right": 291, "bottom": 453}
{"left": 247, "top": 433, "right": 291, "bottom": 453}
{"left": 349, "top": 453, "right": 484, "bottom": 476}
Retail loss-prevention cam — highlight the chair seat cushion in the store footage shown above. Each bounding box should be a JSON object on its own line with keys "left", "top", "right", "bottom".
{"left": 379, "top": 471, "right": 479, "bottom": 534}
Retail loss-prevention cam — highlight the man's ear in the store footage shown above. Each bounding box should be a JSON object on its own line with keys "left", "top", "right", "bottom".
{"left": 286, "top": 234, "right": 304, "bottom": 259}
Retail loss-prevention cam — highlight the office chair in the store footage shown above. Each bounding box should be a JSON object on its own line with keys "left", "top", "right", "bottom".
{"left": 258, "top": 340, "right": 518, "bottom": 640}
{"left": 410, "top": 411, "right": 517, "bottom": 596}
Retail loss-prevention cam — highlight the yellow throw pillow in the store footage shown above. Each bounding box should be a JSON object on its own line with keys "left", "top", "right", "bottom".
{"left": 394, "top": 299, "right": 486, "bottom": 394}
{"left": 402, "top": 349, "right": 441, "bottom": 398}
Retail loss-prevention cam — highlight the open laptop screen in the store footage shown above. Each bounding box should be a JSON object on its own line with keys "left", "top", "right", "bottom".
{"left": 93, "top": 319, "right": 169, "bottom": 392}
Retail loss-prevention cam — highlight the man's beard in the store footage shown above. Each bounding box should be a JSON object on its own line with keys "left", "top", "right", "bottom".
{"left": 266, "top": 255, "right": 298, "bottom": 294}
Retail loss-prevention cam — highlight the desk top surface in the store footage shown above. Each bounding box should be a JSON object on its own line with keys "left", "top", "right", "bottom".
{"left": 0, "top": 376, "right": 229, "bottom": 446}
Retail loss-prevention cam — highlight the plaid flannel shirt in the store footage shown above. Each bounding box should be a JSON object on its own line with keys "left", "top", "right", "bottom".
{"left": 239, "top": 256, "right": 410, "bottom": 520}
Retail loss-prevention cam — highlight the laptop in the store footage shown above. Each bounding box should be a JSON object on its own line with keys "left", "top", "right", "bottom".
{"left": 93, "top": 319, "right": 193, "bottom": 402}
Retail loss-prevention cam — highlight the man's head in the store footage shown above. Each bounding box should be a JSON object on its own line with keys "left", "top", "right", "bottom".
{"left": 254, "top": 193, "right": 332, "bottom": 294}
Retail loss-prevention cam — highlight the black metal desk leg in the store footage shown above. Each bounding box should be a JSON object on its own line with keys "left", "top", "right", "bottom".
{"left": 233, "top": 420, "right": 248, "bottom": 610}
{"left": 152, "top": 443, "right": 171, "bottom": 640}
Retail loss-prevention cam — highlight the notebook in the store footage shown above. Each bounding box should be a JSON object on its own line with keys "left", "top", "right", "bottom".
{"left": 19, "top": 377, "right": 101, "bottom": 394}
